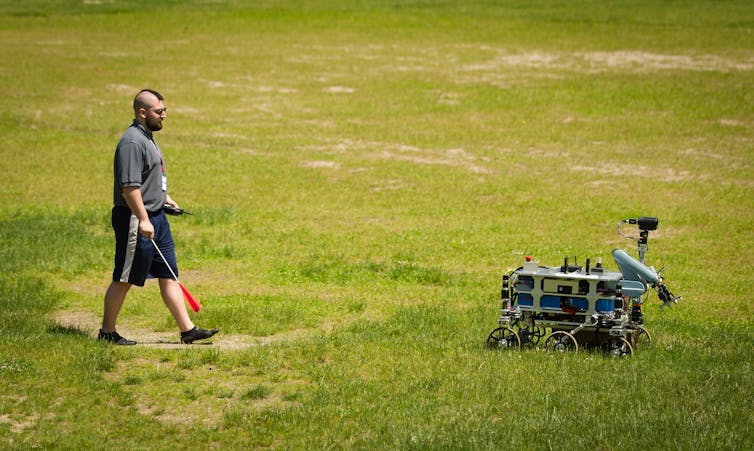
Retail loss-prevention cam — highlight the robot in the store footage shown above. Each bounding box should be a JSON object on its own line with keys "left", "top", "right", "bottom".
{"left": 487, "top": 217, "right": 681, "bottom": 356}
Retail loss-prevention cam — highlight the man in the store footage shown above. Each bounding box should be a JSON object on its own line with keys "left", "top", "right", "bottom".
{"left": 100, "top": 89, "right": 218, "bottom": 345}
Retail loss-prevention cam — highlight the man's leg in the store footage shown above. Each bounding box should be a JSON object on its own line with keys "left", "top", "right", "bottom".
{"left": 100, "top": 281, "right": 137, "bottom": 345}
{"left": 102, "top": 281, "right": 132, "bottom": 333}
{"left": 158, "top": 278, "right": 194, "bottom": 333}
{"left": 159, "top": 278, "right": 219, "bottom": 344}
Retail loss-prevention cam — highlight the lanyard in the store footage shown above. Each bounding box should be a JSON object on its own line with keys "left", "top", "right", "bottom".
{"left": 135, "top": 122, "right": 165, "bottom": 175}
{"left": 150, "top": 138, "right": 165, "bottom": 175}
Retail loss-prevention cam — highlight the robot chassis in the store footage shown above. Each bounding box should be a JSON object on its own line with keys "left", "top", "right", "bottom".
{"left": 487, "top": 217, "right": 681, "bottom": 357}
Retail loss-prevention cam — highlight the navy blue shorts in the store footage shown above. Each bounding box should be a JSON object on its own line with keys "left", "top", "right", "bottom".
{"left": 111, "top": 206, "right": 178, "bottom": 286}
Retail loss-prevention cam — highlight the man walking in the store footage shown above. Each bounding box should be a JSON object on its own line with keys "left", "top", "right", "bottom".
{"left": 100, "top": 89, "right": 218, "bottom": 345}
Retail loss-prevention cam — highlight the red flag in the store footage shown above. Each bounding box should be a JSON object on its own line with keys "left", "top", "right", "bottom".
{"left": 180, "top": 283, "right": 202, "bottom": 313}
{"left": 150, "top": 239, "right": 203, "bottom": 313}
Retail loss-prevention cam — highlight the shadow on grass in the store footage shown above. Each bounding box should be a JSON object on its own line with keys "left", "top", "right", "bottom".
{"left": 47, "top": 323, "right": 91, "bottom": 338}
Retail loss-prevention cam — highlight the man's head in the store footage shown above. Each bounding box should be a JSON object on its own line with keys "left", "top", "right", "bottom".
{"left": 133, "top": 89, "right": 166, "bottom": 132}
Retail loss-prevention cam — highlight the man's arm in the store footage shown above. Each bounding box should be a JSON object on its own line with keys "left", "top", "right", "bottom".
{"left": 122, "top": 186, "right": 154, "bottom": 239}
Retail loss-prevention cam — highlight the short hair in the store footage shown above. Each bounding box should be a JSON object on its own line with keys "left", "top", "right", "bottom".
{"left": 133, "top": 89, "right": 164, "bottom": 114}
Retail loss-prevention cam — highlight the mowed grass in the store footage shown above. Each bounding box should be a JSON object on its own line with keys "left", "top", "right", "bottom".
{"left": 1, "top": 1, "right": 753, "bottom": 448}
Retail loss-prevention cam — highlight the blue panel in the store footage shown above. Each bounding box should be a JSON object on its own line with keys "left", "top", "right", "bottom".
{"left": 542, "top": 295, "right": 588, "bottom": 311}
{"left": 596, "top": 298, "right": 615, "bottom": 312}
{"left": 541, "top": 295, "right": 560, "bottom": 308}
{"left": 518, "top": 293, "right": 533, "bottom": 306}
{"left": 571, "top": 298, "right": 588, "bottom": 311}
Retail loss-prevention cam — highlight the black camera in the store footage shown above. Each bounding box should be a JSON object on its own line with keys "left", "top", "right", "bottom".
{"left": 627, "top": 217, "right": 658, "bottom": 231}
{"left": 637, "top": 217, "right": 658, "bottom": 231}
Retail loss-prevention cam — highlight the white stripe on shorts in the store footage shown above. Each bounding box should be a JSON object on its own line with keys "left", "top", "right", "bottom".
{"left": 119, "top": 214, "right": 140, "bottom": 283}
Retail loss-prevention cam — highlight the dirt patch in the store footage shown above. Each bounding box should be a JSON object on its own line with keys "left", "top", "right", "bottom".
{"left": 373, "top": 146, "right": 493, "bottom": 174}
{"left": 576, "top": 51, "right": 754, "bottom": 72}
{"left": 302, "top": 139, "right": 493, "bottom": 175}
{"left": 51, "top": 310, "right": 267, "bottom": 351}
{"left": 0, "top": 412, "right": 56, "bottom": 434}
{"left": 323, "top": 86, "right": 355, "bottom": 93}
{"left": 569, "top": 162, "right": 699, "bottom": 183}
{"left": 302, "top": 160, "right": 341, "bottom": 169}
{"left": 461, "top": 49, "right": 754, "bottom": 74}
{"left": 570, "top": 158, "right": 754, "bottom": 187}
{"left": 454, "top": 48, "right": 754, "bottom": 87}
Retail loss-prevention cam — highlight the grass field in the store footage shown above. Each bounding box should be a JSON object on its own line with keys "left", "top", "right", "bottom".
{"left": 1, "top": 0, "right": 753, "bottom": 448}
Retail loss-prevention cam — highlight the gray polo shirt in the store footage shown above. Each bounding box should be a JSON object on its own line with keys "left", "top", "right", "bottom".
{"left": 113, "top": 120, "right": 167, "bottom": 212}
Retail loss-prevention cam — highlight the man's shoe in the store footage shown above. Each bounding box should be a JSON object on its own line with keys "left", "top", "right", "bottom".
{"left": 98, "top": 330, "right": 137, "bottom": 346}
{"left": 181, "top": 326, "right": 219, "bottom": 344}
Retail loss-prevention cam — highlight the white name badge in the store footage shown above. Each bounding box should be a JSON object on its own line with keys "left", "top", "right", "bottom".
{"left": 162, "top": 175, "right": 167, "bottom": 191}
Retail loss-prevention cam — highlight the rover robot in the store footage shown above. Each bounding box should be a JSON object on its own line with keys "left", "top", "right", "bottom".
{"left": 487, "top": 217, "right": 681, "bottom": 356}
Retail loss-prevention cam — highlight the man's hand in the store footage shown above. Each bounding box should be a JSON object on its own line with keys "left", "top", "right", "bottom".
{"left": 139, "top": 218, "right": 155, "bottom": 240}
{"left": 165, "top": 194, "right": 180, "bottom": 210}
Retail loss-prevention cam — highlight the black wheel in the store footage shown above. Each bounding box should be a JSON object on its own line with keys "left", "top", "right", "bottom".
{"left": 606, "top": 337, "right": 634, "bottom": 357}
{"left": 543, "top": 331, "right": 578, "bottom": 353}
{"left": 486, "top": 327, "right": 521, "bottom": 350}
{"left": 513, "top": 324, "right": 545, "bottom": 347}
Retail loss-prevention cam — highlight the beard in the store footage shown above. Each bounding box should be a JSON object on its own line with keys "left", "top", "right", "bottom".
{"left": 145, "top": 116, "right": 163, "bottom": 132}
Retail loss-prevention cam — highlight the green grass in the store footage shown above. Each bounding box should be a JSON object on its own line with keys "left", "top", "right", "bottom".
{"left": 1, "top": 0, "right": 753, "bottom": 448}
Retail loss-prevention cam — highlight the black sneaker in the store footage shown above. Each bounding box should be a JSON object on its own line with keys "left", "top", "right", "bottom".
{"left": 180, "top": 326, "right": 219, "bottom": 344}
{"left": 98, "top": 329, "right": 137, "bottom": 346}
